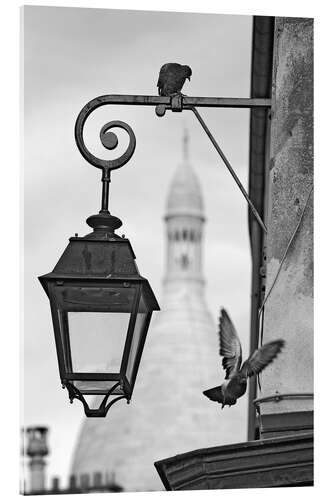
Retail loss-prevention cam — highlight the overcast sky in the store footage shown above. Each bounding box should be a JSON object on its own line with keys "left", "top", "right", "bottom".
{"left": 23, "top": 5, "right": 252, "bottom": 487}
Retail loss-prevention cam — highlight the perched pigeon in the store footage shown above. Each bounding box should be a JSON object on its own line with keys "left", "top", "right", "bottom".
{"left": 157, "top": 63, "right": 192, "bottom": 96}
{"left": 203, "top": 309, "right": 285, "bottom": 409}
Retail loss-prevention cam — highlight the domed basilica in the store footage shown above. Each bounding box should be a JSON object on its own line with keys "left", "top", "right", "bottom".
{"left": 70, "top": 131, "right": 226, "bottom": 491}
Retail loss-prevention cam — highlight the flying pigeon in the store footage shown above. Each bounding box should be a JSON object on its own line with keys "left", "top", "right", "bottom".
{"left": 203, "top": 308, "right": 285, "bottom": 409}
{"left": 157, "top": 63, "right": 192, "bottom": 96}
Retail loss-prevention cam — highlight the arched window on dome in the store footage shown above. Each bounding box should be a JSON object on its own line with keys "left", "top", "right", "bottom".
{"left": 180, "top": 254, "right": 189, "bottom": 269}
{"left": 183, "top": 229, "right": 188, "bottom": 241}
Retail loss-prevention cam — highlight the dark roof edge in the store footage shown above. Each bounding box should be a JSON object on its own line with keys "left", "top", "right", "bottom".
{"left": 154, "top": 432, "right": 313, "bottom": 491}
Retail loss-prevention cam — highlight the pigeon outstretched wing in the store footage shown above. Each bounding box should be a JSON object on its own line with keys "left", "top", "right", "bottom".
{"left": 203, "top": 386, "right": 223, "bottom": 403}
{"left": 241, "top": 339, "right": 285, "bottom": 378}
{"left": 219, "top": 308, "right": 242, "bottom": 379}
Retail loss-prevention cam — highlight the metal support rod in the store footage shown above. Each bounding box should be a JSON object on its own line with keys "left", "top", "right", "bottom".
{"left": 101, "top": 171, "right": 111, "bottom": 212}
{"left": 78, "top": 94, "right": 271, "bottom": 112}
{"left": 190, "top": 106, "right": 267, "bottom": 233}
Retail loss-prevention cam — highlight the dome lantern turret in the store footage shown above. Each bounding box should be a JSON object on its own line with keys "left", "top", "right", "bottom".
{"left": 166, "top": 129, "right": 204, "bottom": 220}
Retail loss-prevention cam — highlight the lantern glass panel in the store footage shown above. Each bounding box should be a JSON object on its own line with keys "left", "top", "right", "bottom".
{"left": 52, "top": 283, "right": 139, "bottom": 393}
{"left": 68, "top": 311, "right": 130, "bottom": 373}
{"left": 74, "top": 379, "right": 120, "bottom": 393}
{"left": 126, "top": 293, "right": 150, "bottom": 384}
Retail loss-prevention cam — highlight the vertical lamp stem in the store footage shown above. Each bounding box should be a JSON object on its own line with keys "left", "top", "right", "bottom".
{"left": 101, "top": 169, "right": 111, "bottom": 213}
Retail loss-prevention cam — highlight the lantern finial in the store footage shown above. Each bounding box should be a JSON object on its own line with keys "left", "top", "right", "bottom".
{"left": 85, "top": 212, "right": 123, "bottom": 239}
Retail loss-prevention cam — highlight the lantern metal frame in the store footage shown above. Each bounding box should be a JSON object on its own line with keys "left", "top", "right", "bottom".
{"left": 40, "top": 268, "right": 158, "bottom": 416}
{"left": 40, "top": 241, "right": 159, "bottom": 416}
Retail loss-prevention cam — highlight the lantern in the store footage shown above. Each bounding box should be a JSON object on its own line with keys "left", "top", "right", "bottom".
{"left": 39, "top": 120, "right": 159, "bottom": 416}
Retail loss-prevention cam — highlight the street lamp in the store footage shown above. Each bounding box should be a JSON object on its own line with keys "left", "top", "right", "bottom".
{"left": 39, "top": 120, "right": 159, "bottom": 417}
{"left": 40, "top": 92, "right": 270, "bottom": 417}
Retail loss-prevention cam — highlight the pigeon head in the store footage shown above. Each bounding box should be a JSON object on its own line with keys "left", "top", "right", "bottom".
{"left": 183, "top": 65, "right": 192, "bottom": 80}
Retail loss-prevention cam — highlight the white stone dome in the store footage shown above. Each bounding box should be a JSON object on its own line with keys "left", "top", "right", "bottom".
{"left": 166, "top": 159, "right": 204, "bottom": 219}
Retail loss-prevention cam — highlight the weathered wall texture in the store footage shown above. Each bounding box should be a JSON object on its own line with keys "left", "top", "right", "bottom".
{"left": 260, "top": 17, "right": 313, "bottom": 415}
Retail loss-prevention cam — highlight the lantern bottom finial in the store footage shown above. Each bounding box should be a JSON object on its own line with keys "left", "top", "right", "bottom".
{"left": 64, "top": 382, "right": 127, "bottom": 417}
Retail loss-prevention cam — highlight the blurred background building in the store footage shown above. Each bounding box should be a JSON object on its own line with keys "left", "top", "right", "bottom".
{"left": 70, "top": 130, "right": 226, "bottom": 491}
{"left": 21, "top": 426, "right": 123, "bottom": 494}
{"left": 22, "top": 129, "right": 244, "bottom": 493}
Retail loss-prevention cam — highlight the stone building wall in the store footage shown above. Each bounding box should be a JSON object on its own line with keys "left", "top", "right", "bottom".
{"left": 259, "top": 17, "right": 313, "bottom": 418}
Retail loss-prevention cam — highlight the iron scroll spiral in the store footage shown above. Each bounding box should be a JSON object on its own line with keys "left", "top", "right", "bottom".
{"left": 74, "top": 98, "right": 136, "bottom": 172}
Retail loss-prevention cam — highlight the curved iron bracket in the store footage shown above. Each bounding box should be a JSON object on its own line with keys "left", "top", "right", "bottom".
{"left": 75, "top": 116, "right": 136, "bottom": 173}
{"left": 74, "top": 94, "right": 270, "bottom": 231}
{"left": 75, "top": 102, "right": 136, "bottom": 215}
{"left": 65, "top": 381, "right": 129, "bottom": 417}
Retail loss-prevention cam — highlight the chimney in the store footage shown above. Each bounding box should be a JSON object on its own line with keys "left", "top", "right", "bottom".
{"left": 80, "top": 473, "right": 90, "bottom": 490}
{"left": 51, "top": 476, "right": 60, "bottom": 492}
{"left": 69, "top": 474, "right": 78, "bottom": 491}
{"left": 93, "top": 471, "right": 103, "bottom": 489}
{"left": 26, "top": 426, "right": 49, "bottom": 493}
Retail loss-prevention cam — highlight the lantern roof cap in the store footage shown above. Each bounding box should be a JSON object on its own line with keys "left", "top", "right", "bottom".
{"left": 39, "top": 236, "right": 159, "bottom": 311}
